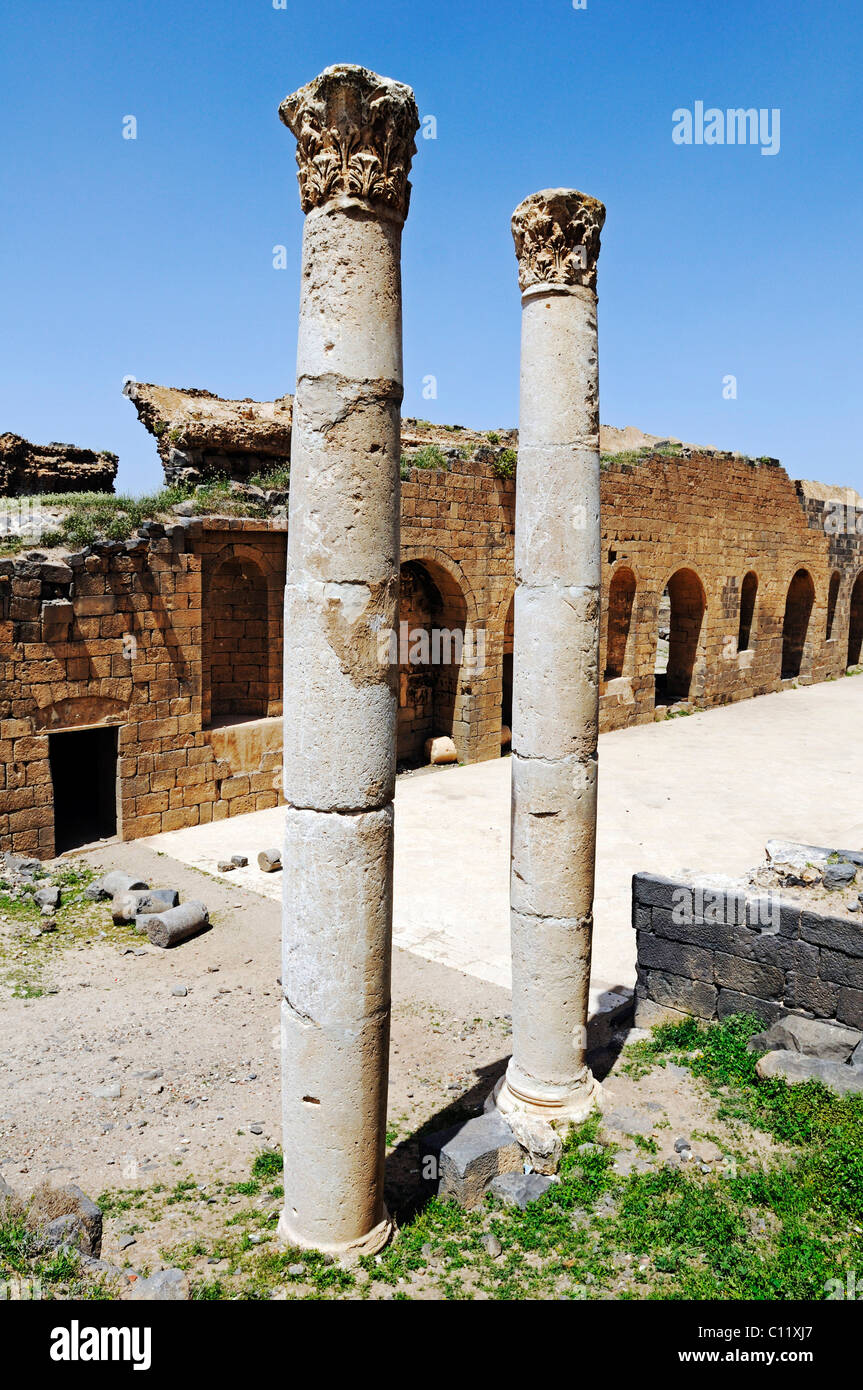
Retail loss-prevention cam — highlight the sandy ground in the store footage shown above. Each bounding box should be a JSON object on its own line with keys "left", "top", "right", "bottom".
{"left": 0, "top": 675, "right": 861, "bottom": 1266}
{"left": 141, "top": 675, "right": 863, "bottom": 998}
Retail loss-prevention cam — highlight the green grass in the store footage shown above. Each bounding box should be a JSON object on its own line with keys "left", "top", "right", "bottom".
{"left": 7, "top": 1015, "right": 861, "bottom": 1300}
{"left": 491, "top": 447, "right": 517, "bottom": 479}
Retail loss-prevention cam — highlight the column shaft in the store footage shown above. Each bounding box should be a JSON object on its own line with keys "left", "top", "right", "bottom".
{"left": 277, "top": 65, "right": 418, "bottom": 1255}
{"left": 497, "top": 189, "right": 606, "bottom": 1125}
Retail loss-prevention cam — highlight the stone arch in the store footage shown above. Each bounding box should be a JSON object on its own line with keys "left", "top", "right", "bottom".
{"left": 655, "top": 567, "right": 706, "bottom": 705}
{"left": 781, "top": 568, "right": 815, "bottom": 679}
{"left": 604, "top": 566, "right": 636, "bottom": 680}
{"left": 204, "top": 545, "right": 278, "bottom": 724}
{"left": 737, "top": 571, "right": 758, "bottom": 652}
{"left": 826, "top": 570, "right": 841, "bottom": 641}
{"left": 397, "top": 555, "right": 471, "bottom": 765}
{"left": 847, "top": 570, "right": 863, "bottom": 668}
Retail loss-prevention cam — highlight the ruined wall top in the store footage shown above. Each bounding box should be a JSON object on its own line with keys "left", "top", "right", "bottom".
{"left": 279, "top": 64, "right": 420, "bottom": 222}
{"left": 511, "top": 188, "right": 606, "bottom": 294}
{"left": 123, "top": 382, "right": 293, "bottom": 486}
{"left": 0, "top": 433, "right": 118, "bottom": 497}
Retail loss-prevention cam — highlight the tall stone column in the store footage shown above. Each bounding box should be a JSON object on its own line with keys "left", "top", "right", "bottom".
{"left": 495, "top": 189, "right": 606, "bottom": 1127}
{"left": 277, "top": 65, "right": 419, "bottom": 1256}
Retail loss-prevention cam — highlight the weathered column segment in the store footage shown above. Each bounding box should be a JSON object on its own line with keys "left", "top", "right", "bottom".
{"left": 277, "top": 65, "right": 419, "bottom": 1256}
{"left": 495, "top": 189, "right": 606, "bottom": 1126}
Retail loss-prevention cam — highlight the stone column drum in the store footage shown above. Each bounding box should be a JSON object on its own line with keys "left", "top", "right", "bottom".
{"left": 277, "top": 65, "right": 419, "bottom": 1256}
{"left": 495, "top": 189, "right": 606, "bottom": 1127}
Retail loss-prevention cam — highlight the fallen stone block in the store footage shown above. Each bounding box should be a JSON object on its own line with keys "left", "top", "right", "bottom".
{"left": 217, "top": 859, "right": 237, "bottom": 873}
{"left": 141, "top": 901, "right": 209, "bottom": 949}
{"left": 230, "top": 854, "right": 248, "bottom": 868}
{"left": 420, "top": 1110, "right": 522, "bottom": 1209}
{"left": 95, "top": 871, "right": 149, "bottom": 900}
{"left": 34, "top": 885, "right": 61, "bottom": 910}
{"left": 756, "top": 1050, "right": 863, "bottom": 1095}
{"left": 425, "top": 735, "right": 458, "bottom": 765}
{"left": 488, "top": 1172, "right": 554, "bottom": 1209}
{"left": 258, "top": 848, "right": 282, "bottom": 873}
{"left": 128, "top": 1268, "right": 190, "bottom": 1301}
{"left": 824, "top": 861, "right": 858, "bottom": 891}
{"left": 113, "top": 888, "right": 180, "bottom": 925}
{"left": 747, "top": 1014, "right": 860, "bottom": 1063}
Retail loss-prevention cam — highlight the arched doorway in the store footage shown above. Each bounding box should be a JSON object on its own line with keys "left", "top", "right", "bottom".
{"left": 781, "top": 569, "right": 815, "bottom": 679}
{"left": 848, "top": 572, "right": 863, "bottom": 668}
{"left": 605, "top": 567, "right": 636, "bottom": 679}
{"left": 207, "top": 555, "right": 269, "bottom": 720}
{"left": 737, "top": 571, "right": 758, "bottom": 652}
{"left": 397, "top": 559, "right": 468, "bottom": 765}
{"left": 655, "top": 568, "right": 706, "bottom": 705}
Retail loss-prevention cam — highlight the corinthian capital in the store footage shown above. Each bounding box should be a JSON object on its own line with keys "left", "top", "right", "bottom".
{"left": 511, "top": 188, "right": 605, "bottom": 293}
{"left": 279, "top": 64, "right": 420, "bottom": 222}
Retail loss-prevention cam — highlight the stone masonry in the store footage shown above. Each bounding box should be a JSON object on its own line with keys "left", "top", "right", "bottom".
{"left": 3, "top": 439, "right": 863, "bottom": 858}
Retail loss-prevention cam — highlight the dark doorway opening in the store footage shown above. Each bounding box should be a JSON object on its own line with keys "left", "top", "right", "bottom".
{"left": 50, "top": 726, "right": 118, "bottom": 854}
{"left": 654, "top": 568, "right": 706, "bottom": 705}
{"left": 781, "top": 569, "right": 815, "bottom": 679}
{"left": 737, "top": 571, "right": 758, "bottom": 652}
{"left": 848, "top": 572, "right": 863, "bottom": 668}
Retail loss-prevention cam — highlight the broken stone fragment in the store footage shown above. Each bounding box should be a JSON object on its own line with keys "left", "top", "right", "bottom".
{"left": 504, "top": 1111, "right": 563, "bottom": 1175}
{"left": 420, "top": 1111, "right": 523, "bottom": 1209}
{"left": 113, "top": 887, "right": 180, "bottom": 925}
{"left": 756, "top": 1049, "right": 863, "bottom": 1095}
{"left": 257, "top": 848, "right": 282, "bottom": 873}
{"left": 40, "top": 1185, "right": 103, "bottom": 1258}
{"left": 128, "top": 1268, "right": 190, "bottom": 1301}
{"left": 425, "top": 736, "right": 458, "bottom": 765}
{"left": 824, "top": 861, "right": 858, "bottom": 890}
{"left": 34, "top": 885, "right": 61, "bottom": 909}
{"left": 487, "top": 1172, "right": 554, "bottom": 1209}
{"left": 96, "top": 871, "right": 149, "bottom": 900}
{"left": 747, "top": 1013, "right": 860, "bottom": 1063}
{"left": 217, "top": 860, "right": 237, "bottom": 873}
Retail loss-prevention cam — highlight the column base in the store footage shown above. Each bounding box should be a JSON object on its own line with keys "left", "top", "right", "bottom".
{"left": 493, "top": 1064, "right": 602, "bottom": 1130}
{"left": 277, "top": 1208, "right": 393, "bottom": 1261}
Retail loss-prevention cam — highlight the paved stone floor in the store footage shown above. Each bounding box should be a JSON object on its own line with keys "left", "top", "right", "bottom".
{"left": 144, "top": 676, "right": 863, "bottom": 1009}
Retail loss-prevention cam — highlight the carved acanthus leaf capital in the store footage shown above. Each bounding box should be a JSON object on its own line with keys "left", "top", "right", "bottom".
{"left": 511, "top": 189, "right": 605, "bottom": 293}
{"left": 279, "top": 64, "right": 420, "bottom": 222}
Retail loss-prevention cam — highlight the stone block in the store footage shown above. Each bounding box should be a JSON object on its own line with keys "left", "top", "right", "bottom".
{"left": 819, "top": 949, "right": 863, "bottom": 992}
{"left": 800, "top": 910, "right": 863, "bottom": 958}
{"left": 714, "top": 952, "right": 784, "bottom": 1000}
{"left": 749, "top": 1014, "right": 860, "bottom": 1063}
{"left": 632, "top": 873, "right": 680, "bottom": 911}
{"left": 420, "top": 1111, "right": 523, "bottom": 1209}
{"left": 487, "top": 1172, "right": 554, "bottom": 1209}
{"left": 784, "top": 972, "right": 839, "bottom": 1017}
{"left": 646, "top": 969, "right": 717, "bottom": 1019}
{"left": 637, "top": 932, "right": 714, "bottom": 982}
{"left": 756, "top": 1050, "right": 863, "bottom": 1096}
{"left": 837, "top": 987, "right": 863, "bottom": 1030}
{"left": 717, "top": 989, "right": 784, "bottom": 1026}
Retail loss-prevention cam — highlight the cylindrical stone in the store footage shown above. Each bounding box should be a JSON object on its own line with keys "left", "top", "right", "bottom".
{"left": 277, "top": 64, "right": 418, "bottom": 1256}
{"left": 143, "top": 901, "right": 208, "bottom": 949}
{"left": 497, "top": 189, "right": 606, "bottom": 1127}
{"left": 258, "top": 848, "right": 282, "bottom": 873}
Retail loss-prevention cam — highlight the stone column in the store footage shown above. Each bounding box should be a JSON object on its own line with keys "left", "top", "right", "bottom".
{"left": 495, "top": 189, "right": 606, "bottom": 1127}
{"left": 277, "top": 65, "right": 419, "bottom": 1256}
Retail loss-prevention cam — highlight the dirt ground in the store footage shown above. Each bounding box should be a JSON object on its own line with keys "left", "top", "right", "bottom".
{"left": 0, "top": 836, "right": 786, "bottom": 1298}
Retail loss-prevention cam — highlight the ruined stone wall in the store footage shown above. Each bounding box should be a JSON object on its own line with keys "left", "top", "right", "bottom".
{"left": 3, "top": 449, "right": 863, "bottom": 859}
{"left": 0, "top": 519, "right": 285, "bottom": 859}
{"left": 0, "top": 434, "right": 118, "bottom": 496}
{"left": 632, "top": 871, "right": 863, "bottom": 1039}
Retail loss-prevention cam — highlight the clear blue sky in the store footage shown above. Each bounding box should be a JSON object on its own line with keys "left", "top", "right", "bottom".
{"left": 2, "top": 0, "right": 861, "bottom": 493}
